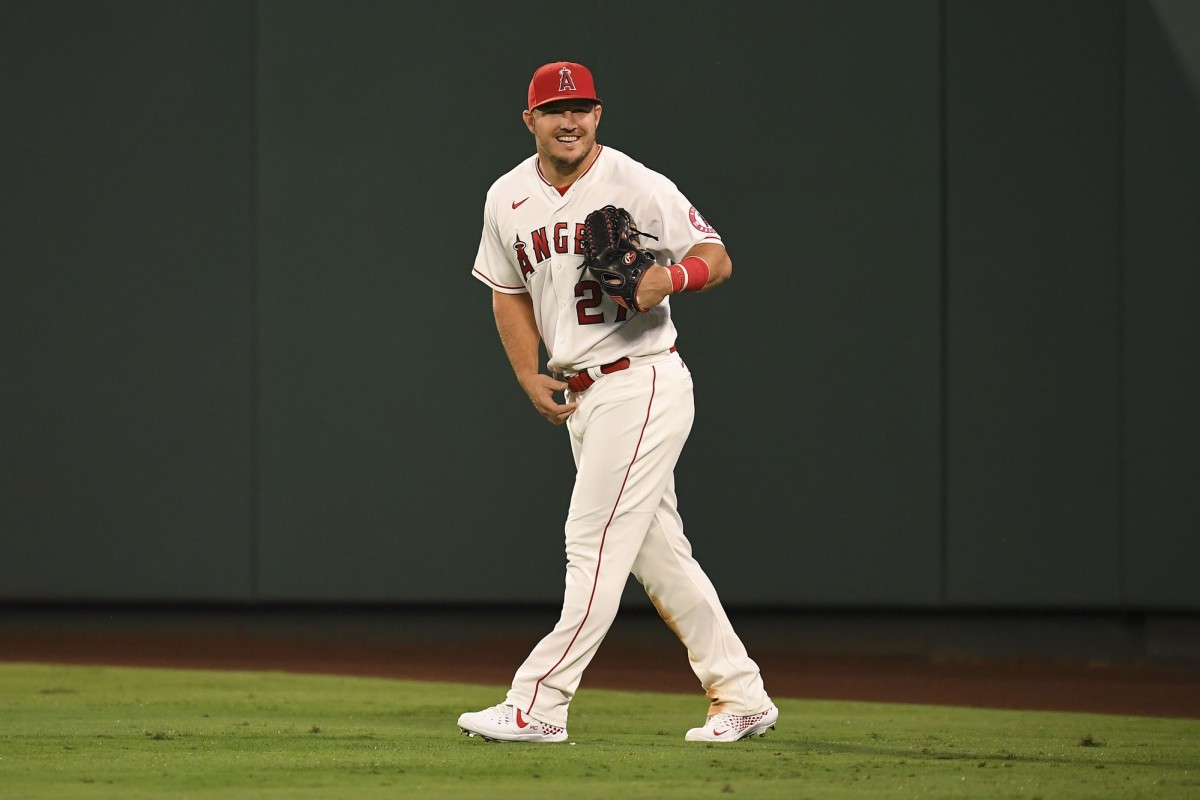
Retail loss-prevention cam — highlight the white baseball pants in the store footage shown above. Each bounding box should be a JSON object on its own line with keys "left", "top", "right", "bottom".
{"left": 506, "top": 352, "right": 772, "bottom": 727}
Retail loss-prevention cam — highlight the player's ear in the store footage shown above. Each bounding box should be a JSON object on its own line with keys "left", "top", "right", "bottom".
{"left": 522, "top": 109, "right": 535, "bottom": 134}
{"left": 594, "top": 104, "right": 603, "bottom": 125}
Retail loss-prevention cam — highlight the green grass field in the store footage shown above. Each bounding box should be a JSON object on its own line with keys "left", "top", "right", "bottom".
{"left": 1, "top": 663, "right": 1196, "bottom": 799}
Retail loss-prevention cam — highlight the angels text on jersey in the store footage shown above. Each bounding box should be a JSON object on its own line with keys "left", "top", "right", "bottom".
{"left": 512, "top": 220, "right": 633, "bottom": 326}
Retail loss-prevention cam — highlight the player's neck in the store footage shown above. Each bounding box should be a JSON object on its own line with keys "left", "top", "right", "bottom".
{"left": 538, "top": 145, "right": 601, "bottom": 191}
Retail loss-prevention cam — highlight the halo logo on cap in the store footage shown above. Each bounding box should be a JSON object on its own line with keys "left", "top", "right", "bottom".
{"left": 557, "top": 67, "right": 578, "bottom": 94}
{"left": 527, "top": 61, "right": 602, "bottom": 111}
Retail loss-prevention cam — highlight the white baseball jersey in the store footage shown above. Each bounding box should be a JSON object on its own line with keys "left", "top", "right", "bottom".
{"left": 471, "top": 145, "right": 722, "bottom": 373}
{"left": 465, "top": 144, "right": 773, "bottom": 731}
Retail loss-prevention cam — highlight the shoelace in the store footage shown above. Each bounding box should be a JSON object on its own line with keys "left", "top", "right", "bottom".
{"left": 483, "top": 703, "right": 514, "bottom": 722}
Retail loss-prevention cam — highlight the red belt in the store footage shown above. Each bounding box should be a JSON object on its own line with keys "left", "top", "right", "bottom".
{"left": 565, "top": 346, "right": 677, "bottom": 393}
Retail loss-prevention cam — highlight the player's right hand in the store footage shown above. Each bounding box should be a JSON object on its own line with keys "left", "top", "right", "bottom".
{"left": 521, "top": 374, "right": 578, "bottom": 425}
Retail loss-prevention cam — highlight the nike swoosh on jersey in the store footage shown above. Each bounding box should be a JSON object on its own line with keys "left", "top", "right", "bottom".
{"left": 512, "top": 197, "right": 529, "bottom": 209}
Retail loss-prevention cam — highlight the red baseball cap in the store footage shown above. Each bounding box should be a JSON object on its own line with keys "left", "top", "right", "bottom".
{"left": 527, "top": 61, "right": 602, "bottom": 111}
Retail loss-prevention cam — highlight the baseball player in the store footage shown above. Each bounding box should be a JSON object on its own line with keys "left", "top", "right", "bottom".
{"left": 458, "top": 61, "right": 777, "bottom": 743}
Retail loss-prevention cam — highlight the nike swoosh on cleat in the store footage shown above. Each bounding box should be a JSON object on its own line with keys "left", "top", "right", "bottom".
{"left": 515, "top": 709, "right": 530, "bottom": 728}
{"left": 713, "top": 729, "right": 728, "bottom": 736}
{"left": 512, "top": 197, "right": 529, "bottom": 209}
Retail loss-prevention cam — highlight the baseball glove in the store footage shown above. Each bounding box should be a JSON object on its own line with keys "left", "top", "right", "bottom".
{"left": 580, "top": 205, "right": 657, "bottom": 312}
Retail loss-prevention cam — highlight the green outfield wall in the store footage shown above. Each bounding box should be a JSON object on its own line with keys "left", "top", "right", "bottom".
{"left": 2, "top": 0, "right": 1196, "bottom": 610}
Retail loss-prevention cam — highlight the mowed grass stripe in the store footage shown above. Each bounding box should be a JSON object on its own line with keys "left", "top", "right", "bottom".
{"left": 0, "top": 664, "right": 1196, "bottom": 799}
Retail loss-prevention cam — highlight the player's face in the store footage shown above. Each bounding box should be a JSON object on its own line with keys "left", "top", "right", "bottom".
{"left": 524, "top": 100, "right": 602, "bottom": 175}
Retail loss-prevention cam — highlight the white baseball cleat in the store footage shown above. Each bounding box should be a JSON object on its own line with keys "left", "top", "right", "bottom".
{"left": 457, "top": 703, "right": 568, "bottom": 743}
{"left": 685, "top": 705, "right": 779, "bottom": 742}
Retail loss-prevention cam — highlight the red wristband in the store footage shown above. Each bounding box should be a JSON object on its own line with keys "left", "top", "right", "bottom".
{"left": 678, "top": 256, "right": 710, "bottom": 292}
{"left": 667, "top": 264, "right": 687, "bottom": 294}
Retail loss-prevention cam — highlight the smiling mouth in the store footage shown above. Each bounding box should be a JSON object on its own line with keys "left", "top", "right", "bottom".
{"left": 557, "top": 135, "right": 580, "bottom": 144}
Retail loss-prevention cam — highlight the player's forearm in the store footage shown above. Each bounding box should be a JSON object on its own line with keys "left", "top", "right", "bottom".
{"left": 640, "top": 243, "right": 732, "bottom": 309}
{"left": 492, "top": 290, "right": 542, "bottom": 382}
{"left": 682, "top": 243, "right": 731, "bottom": 291}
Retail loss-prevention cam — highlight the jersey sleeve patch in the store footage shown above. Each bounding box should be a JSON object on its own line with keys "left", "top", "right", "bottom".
{"left": 689, "top": 206, "right": 717, "bottom": 234}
